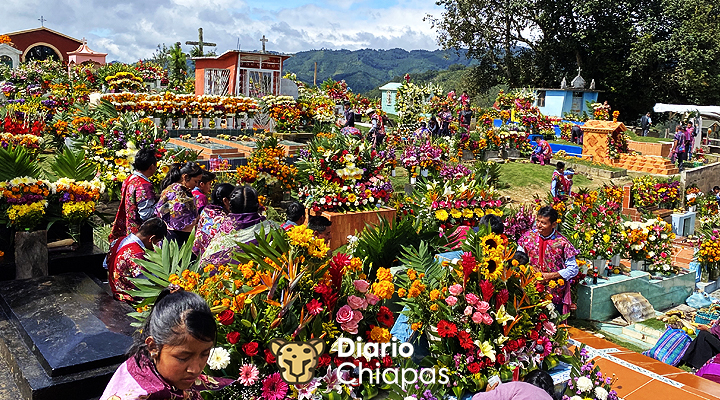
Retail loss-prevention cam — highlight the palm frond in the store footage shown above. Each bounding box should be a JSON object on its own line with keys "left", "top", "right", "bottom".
{"left": 47, "top": 147, "right": 98, "bottom": 181}
{"left": 0, "top": 146, "right": 41, "bottom": 181}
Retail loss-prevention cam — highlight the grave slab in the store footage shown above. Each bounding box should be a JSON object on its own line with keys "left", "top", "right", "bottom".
{"left": 0, "top": 273, "right": 135, "bottom": 400}
{"left": 576, "top": 270, "right": 695, "bottom": 321}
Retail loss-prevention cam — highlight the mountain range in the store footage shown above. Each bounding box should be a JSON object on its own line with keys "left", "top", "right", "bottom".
{"left": 282, "top": 48, "right": 477, "bottom": 95}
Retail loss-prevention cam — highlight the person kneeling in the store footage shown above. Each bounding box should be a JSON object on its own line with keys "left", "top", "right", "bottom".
{"left": 105, "top": 218, "right": 167, "bottom": 303}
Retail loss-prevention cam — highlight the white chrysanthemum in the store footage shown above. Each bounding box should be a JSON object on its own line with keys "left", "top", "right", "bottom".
{"left": 595, "top": 386, "right": 608, "bottom": 400}
{"left": 207, "top": 347, "right": 230, "bottom": 370}
{"left": 576, "top": 376, "right": 593, "bottom": 392}
{"left": 570, "top": 396, "right": 583, "bottom": 400}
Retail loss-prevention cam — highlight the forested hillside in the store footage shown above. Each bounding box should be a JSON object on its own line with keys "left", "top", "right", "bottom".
{"left": 283, "top": 48, "right": 476, "bottom": 94}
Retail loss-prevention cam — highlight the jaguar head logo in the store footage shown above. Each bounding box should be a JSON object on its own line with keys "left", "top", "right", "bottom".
{"left": 268, "top": 338, "right": 325, "bottom": 385}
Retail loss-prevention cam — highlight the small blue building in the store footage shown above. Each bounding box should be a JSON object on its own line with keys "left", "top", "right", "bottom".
{"left": 534, "top": 70, "right": 601, "bottom": 118}
{"left": 379, "top": 82, "right": 402, "bottom": 115}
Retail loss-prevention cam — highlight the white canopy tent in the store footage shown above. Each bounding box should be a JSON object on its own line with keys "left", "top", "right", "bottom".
{"left": 652, "top": 103, "right": 720, "bottom": 148}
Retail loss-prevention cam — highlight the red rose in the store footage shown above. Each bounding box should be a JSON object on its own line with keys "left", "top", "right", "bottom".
{"left": 265, "top": 349, "right": 276, "bottom": 364}
{"left": 467, "top": 362, "right": 481, "bottom": 374}
{"left": 381, "top": 355, "right": 393, "bottom": 368}
{"left": 226, "top": 331, "right": 240, "bottom": 344}
{"left": 217, "top": 310, "right": 234, "bottom": 325}
{"left": 530, "top": 331, "right": 539, "bottom": 341}
{"left": 496, "top": 353, "right": 506, "bottom": 365}
{"left": 318, "top": 353, "right": 332, "bottom": 368}
{"left": 242, "top": 342, "right": 259, "bottom": 356}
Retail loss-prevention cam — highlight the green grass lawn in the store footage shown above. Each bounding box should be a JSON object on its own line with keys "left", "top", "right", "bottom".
{"left": 498, "top": 162, "right": 593, "bottom": 189}
{"left": 627, "top": 131, "right": 673, "bottom": 143}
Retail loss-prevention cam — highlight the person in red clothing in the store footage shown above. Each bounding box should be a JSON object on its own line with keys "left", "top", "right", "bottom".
{"left": 105, "top": 218, "right": 167, "bottom": 303}
{"left": 109, "top": 148, "right": 158, "bottom": 242}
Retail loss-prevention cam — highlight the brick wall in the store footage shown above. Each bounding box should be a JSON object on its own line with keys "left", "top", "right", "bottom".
{"left": 628, "top": 140, "right": 672, "bottom": 157}
{"left": 681, "top": 162, "right": 720, "bottom": 197}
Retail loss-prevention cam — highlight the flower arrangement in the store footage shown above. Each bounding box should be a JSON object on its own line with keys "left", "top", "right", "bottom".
{"left": 401, "top": 140, "right": 444, "bottom": 173}
{"left": 685, "top": 186, "right": 702, "bottom": 207}
{"left": 562, "top": 188, "right": 624, "bottom": 260}
{"left": 562, "top": 345, "right": 619, "bottom": 400}
{"left": 53, "top": 178, "right": 105, "bottom": 225}
{"left": 101, "top": 93, "right": 258, "bottom": 118}
{"left": 236, "top": 138, "right": 297, "bottom": 205}
{"left": 395, "top": 231, "right": 569, "bottom": 399}
{"left": 6, "top": 201, "right": 47, "bottom": 230}
{"left": 105, "top": 71, "right": 143, "bottom": 92}
{"left": 697, "top": 229, "right": 720, "bottom": 277}
{"left": 296, "top": 134, "right": 394, "bottom": 213}
{"left": 607, "top": 130, "right": 628, "bottom": 159}
{"left": 623, "top": 219, "right": 677, "bottom": 275}
{"left": 631, "top": 176, "right": 681, "bottom": 210}
{"left": 502, "top": 205, "right": 536, "bottom": 242}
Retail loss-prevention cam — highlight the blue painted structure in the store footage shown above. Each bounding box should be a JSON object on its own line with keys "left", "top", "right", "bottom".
{"left": 535, "top": 89, "right": 600, "bottom": 118}
{"left": 379, "top": 82, "right": 402, "bottom": 115}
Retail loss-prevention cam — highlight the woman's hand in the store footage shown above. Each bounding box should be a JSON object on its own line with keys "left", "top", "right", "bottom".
{"left": 486, "top": 382, "right": 499, "bottom": 392}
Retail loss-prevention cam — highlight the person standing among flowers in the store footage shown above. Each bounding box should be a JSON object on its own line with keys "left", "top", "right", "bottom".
{"left": 104, "top": 218, "right": 167, "bottom": 303}
{"left": 517, "top": 206, "right": 580, "bottom": 314}
{"left": 438, "top": 105, "right": 453, "bottom": 136}
{"left": 109, "top": 148, "right": 158, "bottom": 242}
{"left": 551, "top": 162, "right": 576, "bottom": 201}
{"left": 459, "top": 103, "right": 473, "bottom": 132}
{"left": 640, "top": 112, "right": 652, "bottom": 137}
{"left": 192, "top": 183, "right": 235, "bottom": 256}
{"left": 671, "top": 125, "right": 686, "bottom": 172}
{"left": 367, "top": 109, "right": 386, "bottom": 148}
{"left": 685, "top": 121, "right": 696, "bottom": 160}
{"left": 340, "top": 101, "right": 361, "bottom": 138}
{"left": 155, "top": 162, "right": 203, "bottom": 246}
{"left": 101, "top": 287, "right": 237, "bottom": 400}
{"left": 281, "top": 201, "right": 305, "bottom": 231}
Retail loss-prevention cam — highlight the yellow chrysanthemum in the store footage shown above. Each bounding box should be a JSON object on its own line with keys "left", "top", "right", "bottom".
{"left": 435, "top": 209, "right": 449, "bottom": 221}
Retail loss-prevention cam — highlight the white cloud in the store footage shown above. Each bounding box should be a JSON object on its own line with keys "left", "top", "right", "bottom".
{"left": 2, "top": 0, "right": 443, "bottom": 62}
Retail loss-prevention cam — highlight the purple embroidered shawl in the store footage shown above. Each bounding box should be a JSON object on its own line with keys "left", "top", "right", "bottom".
{"left": 100, "top": 355, "right": 234, "bottom": 400}
{"left": 155, "top": 183, "right": 199, "bottom": 231}
{"left": 198, "top": 212, "right": 277, "bottom": 267}
{"left": 192, "top": 205, "right": 226, "bottom": 255}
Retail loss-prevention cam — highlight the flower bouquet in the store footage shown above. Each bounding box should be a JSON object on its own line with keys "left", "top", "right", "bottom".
{"left": 563, "top": 345, "right": 619, "bottom": 400}
{"left": 0, "top": 176, "right": 53, "bottom": 230}
{"left": 395, "top": 230, "right": 569, "bottom": 399}
{"left": 236, "top": 137, "right": 297, "bottom": 205}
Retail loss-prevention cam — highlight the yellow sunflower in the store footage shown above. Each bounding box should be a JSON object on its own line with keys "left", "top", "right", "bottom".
{"left": 480, "top": 254, "right": 504, "bottom": 281}
{"left": 462, "top": 208, "right": 474, "bottom": 219}
{"left": 481, "top": 233, "right": 506, "bottom": 254}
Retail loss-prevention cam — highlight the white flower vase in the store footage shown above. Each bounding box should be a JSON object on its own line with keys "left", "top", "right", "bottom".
{"left": 203, "top": 118, "right": 210, "bottom": 129}
{"left": 191, "top": 117, "right": 199, "bottom": 129}
{"left": 178, "top": 118, "right": 186, "bottom": 129}
{"left": 153, "top": 117, "right": 161, "bottom": 127}
{"left": 410, "top": 177, "right": 417, "bottom": 185}
{"left": 421, "top": 169, "right": 429, "bottom": 177}
{"left": 226, "top": 116, "right": 234, "bottom": 129}
{"left": 391, "top": 169, "right": 396, "bottom": 177}
{"left": 611, "top": 254, "right": 621, "bottom": 268}
{"left": 165, "top": 119, "right": 173, "bottom": 129}
{"left": 689, "top": 206, "right": 697, "bottom": 212}
{"left": 215, "top": 117, "right": 222, "bottom": 129}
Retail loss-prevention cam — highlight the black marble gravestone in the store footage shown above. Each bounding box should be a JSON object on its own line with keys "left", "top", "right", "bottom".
{"left": 0, "top": 272, "right": 136, "bottom": 400}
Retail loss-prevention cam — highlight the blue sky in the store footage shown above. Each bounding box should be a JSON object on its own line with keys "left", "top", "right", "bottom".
{"left": 3, "top": 0, "right": 444, "bottom": 62}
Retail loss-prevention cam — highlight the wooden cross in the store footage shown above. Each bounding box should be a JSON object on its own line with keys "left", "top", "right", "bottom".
{"left": 185, "top": 28, "right": 216, "bottom": 56}
{"left": 260, "top": 35, "right": 268, "bottom": 53}
{"left": 38, "top": 16, "right": 47, "bottom": 27}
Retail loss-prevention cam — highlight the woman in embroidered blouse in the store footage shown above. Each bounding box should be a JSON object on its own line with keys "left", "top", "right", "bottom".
{"left": 192, "top": 183, "right": 235, "bottom": 256}
{"left": 101, "top": 287, "right": 236, "bottom": 400}
{"left": 155, "top": 162, "right": 203, "bottom": 247}
{"left": 109, "top": 148, "right": 158, "bottom": 242}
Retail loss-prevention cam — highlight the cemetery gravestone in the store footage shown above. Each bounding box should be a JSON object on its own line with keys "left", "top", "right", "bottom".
{"left": 0, "top": 272, "right": 135, "bottom": 400}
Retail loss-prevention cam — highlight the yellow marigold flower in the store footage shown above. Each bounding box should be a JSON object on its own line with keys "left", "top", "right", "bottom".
{"left": 370, "top": 326, "right": 391, "bottom": 343}
{"left": 429, "top": 289, "right": 441, "bottom": 301}
{"left": 348, "top": 257, "right": 363, "bottom": 272}
{"left": 407, "top": 268, "right": 417, "bottom": 281}
{"left": 462, "top": 208, "right": 474, "bottom": 219}
{"left": 410, "top": 322, "right": 422, "bottom": 331}
{"left": 450, "top": 209, "right": 462, "bottom": 219}
{"left": 429, "top": 304, "right": 439, "bottom": 311}
{"left": 548, "top": 280, "right": 557, "bottom": 289}
{"left": 397, "top": 288, "right": 407, "bottom": 297}
{"left": 376, "top": 267, "right": 393, "bottom": 282}
{"left": 373, "top": 280, "right": 395, "bottom": 299}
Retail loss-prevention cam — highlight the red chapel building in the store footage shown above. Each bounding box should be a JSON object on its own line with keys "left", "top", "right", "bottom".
{"left": 3, "top": 27, "right": 83, "bottom": 63}
{"left": 193, "top": 50, "right": 291, "bottom": 97}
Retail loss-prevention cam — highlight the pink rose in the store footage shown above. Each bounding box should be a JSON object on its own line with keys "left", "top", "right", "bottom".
{"left": 347, "top": 295, "right": 367, "bottom": 310}
{"left": 365, "top": 293, "right": 380, "bottom": 305}
{"left": 481, "top": 313, "right": 493, "bottom": 325}
{"left": 353, "top": 280, "right": 370, "bottom": 293}
{"left": 464, "top": 306, "right": 474, "bottom": 316}
{"left": 449, "top": 284, "right": 463, "bottom": 296}
{"left": 475, "top": 301, "right": 490, "bottom": 313}
{"left": 351, "top": 310, "right": 364, "bottom": 323}
{"left": 472, "top": 312, "right": 484, "bottom": 324}
{"left": 465, "top": 293, "right": 479, "bottom": 305}
{"left": 336, "top": 305, "right": 354, "bottom": 324}
{"left": 445, "top": 296, "right": 458, "bottom": 306}
{"left": 342, "top": 322, "right": 359, "bottom": 334}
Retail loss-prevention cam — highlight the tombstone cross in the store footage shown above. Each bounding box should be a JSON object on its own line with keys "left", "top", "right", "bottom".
{"left": 260, "top": 35, "right": 269, "bottom": 53}
{"left": 185, "top": 28, "right": 217, "bottom": 56}
{"left": 38, "top": 16, "right": 47, "bottom": 27}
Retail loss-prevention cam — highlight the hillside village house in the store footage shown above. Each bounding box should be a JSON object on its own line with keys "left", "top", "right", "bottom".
{"left": 193, "top": 50, "right": 291, "bottom": 97}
